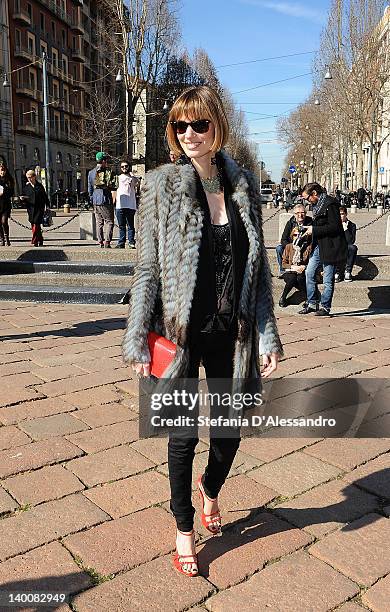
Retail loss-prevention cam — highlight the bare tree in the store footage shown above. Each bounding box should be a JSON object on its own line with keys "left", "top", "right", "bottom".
{"left": 75, "top": 87, "right": 123, "bottom": 165}
{"left": 101, "top": 0, "right": 181, "bottom": 157}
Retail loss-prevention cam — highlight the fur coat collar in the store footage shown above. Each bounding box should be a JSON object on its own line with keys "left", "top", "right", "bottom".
{"left": 122, "top": 150, "right": 283, "bottom": 381}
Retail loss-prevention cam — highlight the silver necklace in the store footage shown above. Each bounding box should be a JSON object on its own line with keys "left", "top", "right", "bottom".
{"left": 200, "top": 172, "right": 223, "bottom": 194}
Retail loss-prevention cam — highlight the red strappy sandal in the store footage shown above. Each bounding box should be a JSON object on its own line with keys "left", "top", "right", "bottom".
{"left": 172, "top": 529, "right": 198, "bottom": 577}
{"left": 197, "top": 475, "right": 222, "bottom": 536}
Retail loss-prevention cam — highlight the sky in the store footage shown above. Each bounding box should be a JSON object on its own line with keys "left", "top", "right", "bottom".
{"left": 180, "top": 0, "right": 331, "bottom": 181}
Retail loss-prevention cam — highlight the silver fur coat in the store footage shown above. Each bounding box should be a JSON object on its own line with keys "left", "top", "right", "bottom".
{"left": 122, "top": 150, "right": 283, "bottom": 380}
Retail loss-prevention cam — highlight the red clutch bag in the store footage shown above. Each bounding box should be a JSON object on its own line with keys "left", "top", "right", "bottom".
{"left": 147, "top": 332, "right": 177, "bottom": 378}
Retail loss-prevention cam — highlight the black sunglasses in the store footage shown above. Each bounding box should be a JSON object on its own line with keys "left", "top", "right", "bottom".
{"left": 121, "top": 164, "right": 129, "bottom": 168}
{"left": 170, "top": 119, "right": 211, "bottom": 135}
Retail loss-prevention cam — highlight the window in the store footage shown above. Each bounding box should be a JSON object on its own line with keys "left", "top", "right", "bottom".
{"left": 52, "top": 48, "right": 58, "bottom": 69}
{"left": 54, "top": 113, "right": 60, "bottom": 138}
{"left": 29, "top": 70, "right": 36, "bottom": 91}
{"left": 51, "top": 21, "right": 55, "bottom": 38}
{"left": 18, "top": 103, "right": 24, "bottom": 126}
{"left": 63, "top": 85, "right": 69, "bottom": 105}
{"left": 64, "top": 118, "right": 70, "bottom": 138}
{"left": 0, "top": 119, "right": 2, "bottom": 137}
{"left": 14, "top": 0, "right": 20, "bottom": 12}
{"left": 34, "top": 147, "right": 40, "bottom": 161}
{"left": 52, "top": 80, "right": 59, "bottom": 101}
{"left": 15, "top": 29, "right": 21, "bottom": 49}
{"left": 68, "top": 153, "right": 72, "bottom": 165}
{"left": 27, "top": 3, "right": 32, "bottom": 19}
{"left": 61, "top": 55, "right": 68, "bottom": 75}
{"left": 40, "top": 13, "right": 44, "bottom": 30}
{"left": 40, "top": 40, "right": 47, "bottom": 57}
{"left": 20, "top": 144, "right": 27, "bottom": 159}
{"left": 30, "top": 104, "right": 38, "bottom": 127}
{"left": 27, "top": 33, "right": 35, "bottom": 56}
{"left": 62, "top": 30, "right": 66, "bottom": 46}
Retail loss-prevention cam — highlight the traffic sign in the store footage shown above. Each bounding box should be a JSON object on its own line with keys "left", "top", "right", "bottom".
{"left": 379, "top": 167, "right": 385, "bottom": 174}
{"left": 288, "top": 165, "right": 296, "bottom": 174}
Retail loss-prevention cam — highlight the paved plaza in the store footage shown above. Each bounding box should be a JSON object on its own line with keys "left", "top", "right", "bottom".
{"left": 0, "top": 301, "right": 389, "bottom": 611}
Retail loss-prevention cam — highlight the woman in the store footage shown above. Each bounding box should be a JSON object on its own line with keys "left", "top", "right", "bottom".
{"left": 22, "top": 169, "right": 49, "bottom": 247}
{"left": 279, "top": 226, "right": 312, "bottom": 307}
{"left": 0, "top": 161, "right": 15, "bottom": 246}
{"left": 122, "top": 86, "right": 283, "bottom": 577}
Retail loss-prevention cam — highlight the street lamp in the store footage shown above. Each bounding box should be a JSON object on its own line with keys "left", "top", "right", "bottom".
{"left": 324, "top": 67, "right": 332, "bottom": 80}
{"left": 314, "top": 98, "right": 320, "bottom": 105}
{"left": 115, "top": 69, "right": 123, "bottom": 83}
{"left": 2, "top": 73, "right": 10, "bottom": 88}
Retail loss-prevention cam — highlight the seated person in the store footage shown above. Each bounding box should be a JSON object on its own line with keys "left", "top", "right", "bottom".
{"left": 279, "top": 226, "right": 312, "bottom": 307}
{"left": 275, "top": 203, "right": 312, "bottom": 277}
{"left": 335, "top": 206, "right": 357, "bottom": 282}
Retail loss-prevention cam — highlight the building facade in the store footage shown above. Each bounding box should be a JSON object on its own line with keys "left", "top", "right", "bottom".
{"left": 0, "top": 0, "right": 14, "bottom": 171}
{"left": 6, "top": 0, "right": 118, "bottom": 194}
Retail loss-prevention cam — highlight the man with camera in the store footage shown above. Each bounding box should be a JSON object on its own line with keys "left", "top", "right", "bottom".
{"left": 298, "top": 183, "right": 347, "bottom": 317}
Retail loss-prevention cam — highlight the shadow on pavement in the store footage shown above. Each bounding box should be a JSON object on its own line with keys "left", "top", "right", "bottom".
{"left": 0, "top": 317, "right": 126, "bottom": 341}
{"left": 197, "top": 468, "right": 390, "bottom": 578}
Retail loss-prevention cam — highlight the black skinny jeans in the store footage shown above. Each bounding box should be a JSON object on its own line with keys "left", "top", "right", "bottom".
{"left": 281, "top": 270, "right": 306, "bottom": 299}
{"left": 168, "top": 327, "right": 240, "bottom": 532}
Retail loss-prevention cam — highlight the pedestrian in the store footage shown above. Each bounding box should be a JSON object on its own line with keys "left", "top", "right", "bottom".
{"left": 275, "top": 203, "right": 312, "bottom": 277}
{"left": 122, "top": 85, "right": 283, "bottom": 577}
{"left": 279, "top": 226, "right": 312, "bottom": 307}
{"left": 21, "top": 169, "right": 49, "bottom": 247}
{"left": 356, "top": 186, "right": 366, "bottom": 209}
{"left": 335, "top": 206, "right": 357, "bottom": 282}
{"left": 113, "top": 159, "right": 139, "bottom": 249}
{"left": 0, "top": 160, "right": 14, "bottom": 246}
{"left": 298, "top": 182, "right": 347, "bottom": 316}
{"left": 88, "top": 152, "right": 115, "bottom": 248}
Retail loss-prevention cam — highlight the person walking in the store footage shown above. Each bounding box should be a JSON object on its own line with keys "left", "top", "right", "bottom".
{"left": 335, "top": 206, "right": 357, "bottom": 282}
{"left": 0, "top": 161, "right": 14, "bottom": 246}
{"left": 357, "top": 186, "right": 366, "bottom": 209}
{"left": 122, "top": 86, "right": 282, "bottom": 577}
{"left": 113, "top": 160, "right": 139, "bottom": 249}
{"left": 88, "top": 152, "right": 115, "bottom": 248}
{"left": 275, "top": 203, "right": 312, "bottom": 277}
{"left": 298, "top": 182, "right": 347, "bottom": 316}
{"left": 21, "top": 169, "right": 49, "bottom": 247}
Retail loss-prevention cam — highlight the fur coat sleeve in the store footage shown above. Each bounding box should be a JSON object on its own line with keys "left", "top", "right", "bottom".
{"left": 122, "top": 170, "right": 160, "bottom": 363}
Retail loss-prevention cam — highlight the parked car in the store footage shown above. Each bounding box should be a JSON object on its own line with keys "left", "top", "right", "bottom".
{"left": 260, "top": 188, "right": 273, "bottom": 204}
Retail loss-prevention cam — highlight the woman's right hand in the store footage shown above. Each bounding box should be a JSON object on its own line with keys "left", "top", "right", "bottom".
{"left": 132, "top": 362, "right": 150, "bottom": 378}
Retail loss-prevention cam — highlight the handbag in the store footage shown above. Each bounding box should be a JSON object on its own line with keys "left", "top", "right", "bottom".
{"left": 42, "top": 208, "right": 53, "bottom": 227}
{"left": 147, "top": 332, "right": 176, "bottom": 378}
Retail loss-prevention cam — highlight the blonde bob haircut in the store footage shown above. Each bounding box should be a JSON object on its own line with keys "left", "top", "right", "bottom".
{"left": 166, "top": 86, "right": 229, "bottom": 158}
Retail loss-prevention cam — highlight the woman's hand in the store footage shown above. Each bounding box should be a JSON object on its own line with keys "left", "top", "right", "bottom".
{"left": 132, "top": 362, "right": 150, "bottom": 378}
{"left": 261, "top": 353, "right": 280, "bottom": 378}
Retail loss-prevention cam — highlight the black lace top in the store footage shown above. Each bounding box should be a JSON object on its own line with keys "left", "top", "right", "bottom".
{"left": 201, "top": 222, "right": 234, "bottom": 332}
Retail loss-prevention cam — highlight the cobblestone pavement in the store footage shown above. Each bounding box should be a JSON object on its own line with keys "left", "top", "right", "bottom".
{"left": 0, "top": 301, "right": 389, "bottom": 611}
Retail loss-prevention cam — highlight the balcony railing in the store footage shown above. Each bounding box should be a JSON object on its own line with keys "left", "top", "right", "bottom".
{"left": 70, "top": 17, "right": 84, "bottom": 34}
{"left": 12, "top": 10, "right": 31, "bottom": 25}
{"left": 15, "top": 86, "right": 42, "bottom": 101}
{"left": 71, "top": 47, "right": 87, "bottom": 63}
{"left": 17, "top": 122, "right": 42, "bottom": 135}
{"left": 14, "top": 45, "right": 35, "bottom": 62}
{"left": 36, "top": 0, "right": 67, "bottom": 24}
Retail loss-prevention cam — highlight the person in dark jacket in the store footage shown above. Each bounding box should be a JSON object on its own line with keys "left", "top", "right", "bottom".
{"left": 88, "top": 152, "right": 115, "bottom": 248}
{"left": 275, "top": 203, "right": 312, "bottom": 276}
{"left": 335, "top": 206, "right": 357, "bottom": 282}
{"left": 298, "top": 182, "right": 347, "bottom": 316}
{"left": 21, "top": 169, "right": 49, "bottom": 247}
{"left": 0, "top": 161, "right": 14, "bottom": 246}
{"left": 357, "top": 187, "right": 366, "bottom": 209}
